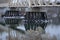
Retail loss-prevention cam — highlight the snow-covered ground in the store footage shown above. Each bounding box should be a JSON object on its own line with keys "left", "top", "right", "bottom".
{"left": 45, "top": 24, "right": 60, "bottom": 40}
{"left": 0, "top": 32, "right": 8, "bottom": 40}
{"left": 0, "top": 24, "right": 60, "bottom": 40}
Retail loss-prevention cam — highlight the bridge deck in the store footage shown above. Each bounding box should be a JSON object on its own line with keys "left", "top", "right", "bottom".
{"left": 0, "top": 3, "right": 60, "bottom": 7}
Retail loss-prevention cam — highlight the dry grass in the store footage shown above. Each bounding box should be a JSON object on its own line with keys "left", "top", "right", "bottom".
{"left": 7, "top": 27, "right": 57, "bottom": 40}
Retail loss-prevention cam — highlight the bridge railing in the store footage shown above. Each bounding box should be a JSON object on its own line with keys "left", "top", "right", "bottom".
{"left": 0, "top": 0, "right": 60, "bottom": 7}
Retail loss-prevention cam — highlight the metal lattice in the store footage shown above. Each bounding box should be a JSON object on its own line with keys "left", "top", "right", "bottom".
{"left": 3, "top": 10, "right": 20, "bottom": 24}
{"left": 24, "top": 12, "right": 47, "bottom": 30}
